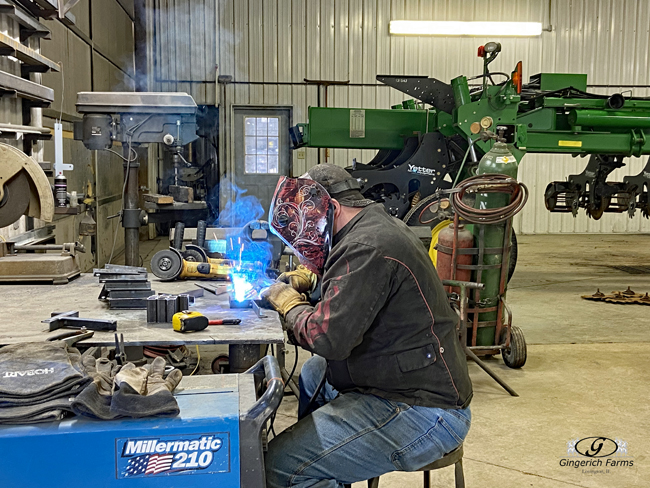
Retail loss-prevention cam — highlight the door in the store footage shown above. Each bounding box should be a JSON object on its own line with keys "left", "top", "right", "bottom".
{"left": 232, "top": 107, "right": 292, "bottom": 221}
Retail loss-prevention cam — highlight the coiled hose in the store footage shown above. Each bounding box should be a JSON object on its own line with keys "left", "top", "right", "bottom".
{"left": 450, "top": 174, "right": 529, "bottom": 224}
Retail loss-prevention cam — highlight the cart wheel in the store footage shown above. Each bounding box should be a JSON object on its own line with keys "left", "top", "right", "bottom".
{"left": 211, "top": 355, "right": 230, "bottom": 374}
{"left": 502, "top": 325, "right": 527, "bottom": 368}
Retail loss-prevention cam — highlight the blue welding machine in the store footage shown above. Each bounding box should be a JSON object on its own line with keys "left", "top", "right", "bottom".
{"left": 0, "top": 356, "right": 283, "bottom": 488}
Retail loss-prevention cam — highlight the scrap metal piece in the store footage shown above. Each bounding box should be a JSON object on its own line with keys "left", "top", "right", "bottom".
{"left": 195, "top": 282, "right": 226, "bottom": 295}
{"left": 581, "top": 289, "right": 606, "bottom": 301}
{"left": 622, "top": 286, "right": 636, "bottom": 296}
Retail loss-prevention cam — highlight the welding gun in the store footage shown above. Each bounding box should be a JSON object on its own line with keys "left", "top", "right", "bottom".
{"left": 172, "top": 311, "right": 241, "bottom": 332}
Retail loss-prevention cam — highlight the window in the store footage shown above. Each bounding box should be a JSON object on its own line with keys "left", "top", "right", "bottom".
{"left": 244, "top": 116, "right": 280, "bottom": 174}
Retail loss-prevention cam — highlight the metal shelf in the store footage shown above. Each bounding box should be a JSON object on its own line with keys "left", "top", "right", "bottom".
{"left": 0, "top": 0, "right": 50, "bottom": 41}
{"left": 12, "top": 0, "right": 75, "bottom": 26}
{"left": 0, "top": 122, "right": 51, "bottom": 140}
{"left": 0, "top": 69, "right": 53, "bottom": 106}
{"left": 0, "top": 32, "right": 60, "bottom": 74}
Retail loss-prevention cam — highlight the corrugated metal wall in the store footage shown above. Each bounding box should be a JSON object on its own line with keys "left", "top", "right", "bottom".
{"left": 148, "top": 0, "right": 650, "bottom": 234}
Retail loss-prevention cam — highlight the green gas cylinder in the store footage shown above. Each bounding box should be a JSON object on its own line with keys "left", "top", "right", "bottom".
{"left": 473, "top": 142, "right": 519, "bottom": 346}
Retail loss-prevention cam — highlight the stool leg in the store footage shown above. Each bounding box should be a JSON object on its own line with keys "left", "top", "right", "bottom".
{"left": 368, "top": 477, "right": 380, "bottom": 488}
{"left": 423, "top": 470, "right": 430, "bottom": 488}
{"left": 454, "top": 460, "right": 465, "bottom": 488}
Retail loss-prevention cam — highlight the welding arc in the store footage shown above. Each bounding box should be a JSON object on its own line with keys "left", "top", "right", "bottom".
{"left": 450, "top": 174, "right": 528, "bottom": 224}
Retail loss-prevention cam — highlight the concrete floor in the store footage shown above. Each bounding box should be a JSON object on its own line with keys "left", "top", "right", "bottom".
{"left": 136, "top": 233, "right": 650, "bottom": 487}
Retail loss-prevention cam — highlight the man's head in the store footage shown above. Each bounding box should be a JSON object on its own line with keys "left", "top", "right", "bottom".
{"left": 306, "top": 164, "right": 374, "bottom": 233}
{"left": 268, "top": 164, "right": 374, "bottom": 274}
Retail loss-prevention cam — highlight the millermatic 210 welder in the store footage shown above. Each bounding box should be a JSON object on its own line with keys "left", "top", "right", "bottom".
{"left": 0, "top": 356, "right": 283, "bottom": 488}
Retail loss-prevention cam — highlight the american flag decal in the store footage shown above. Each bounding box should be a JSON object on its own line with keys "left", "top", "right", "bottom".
{"left": 124, "top": 454, "right": 174, "bottom": 477}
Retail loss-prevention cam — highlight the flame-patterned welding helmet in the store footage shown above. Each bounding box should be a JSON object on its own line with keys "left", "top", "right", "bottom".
{"left": 269, "top": 176, "right": 334, "bottom": 275}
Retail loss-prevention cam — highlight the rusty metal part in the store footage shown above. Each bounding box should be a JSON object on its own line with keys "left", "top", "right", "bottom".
{"left": 622, "top": 286, "right": 636, "bottom": 296}
{"left": 442, "top": 279, "right": 518, "bottom": 397}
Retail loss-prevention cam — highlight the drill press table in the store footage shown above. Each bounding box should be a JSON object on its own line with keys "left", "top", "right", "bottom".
{"left": 0, "top": 274, "right": 284, "bottom": 371}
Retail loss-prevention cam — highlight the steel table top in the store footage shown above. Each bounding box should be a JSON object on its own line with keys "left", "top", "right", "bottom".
{"left": 0, "top": 274, "right": 283, "bottom": 347}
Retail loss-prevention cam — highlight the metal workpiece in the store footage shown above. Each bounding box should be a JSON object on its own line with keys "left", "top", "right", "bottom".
{"left": 43, "top": 311, "right": 117, "bottom": 332}
{"left": 146, "top": 295, "right": 158, "bottom": 323}
{"left": 166, "top": 296, "right": 178, "bottom": 321}
{"left": 146, "top": 294, "right": 195, "bottom": 323}
{"left": 178, "top": 294, "right": 190, "bottom": 311}
{"left": 156, "top": 296, "right": 168, "bottom": 323}
{"left": 96, "top": 262, "right": 152, "bottom": 308}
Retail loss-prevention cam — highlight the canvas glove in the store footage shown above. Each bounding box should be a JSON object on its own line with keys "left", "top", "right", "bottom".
{"left": 277, "top": 265, "right": 318, "bottom": 294}
{"left": 114, "top": 363, "right": 149, "bottom": 395}
{"left": 260, "top": 282, "right": 309, "bottom": 317}
{"left": 81, "top": 356, "right": 120, "bottom": 396}
{"left": 145, "top": 357, "right": 183, "bottom": 395}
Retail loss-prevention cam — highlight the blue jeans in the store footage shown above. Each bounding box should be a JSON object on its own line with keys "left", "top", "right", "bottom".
{"left": 265, "top": 356, "right": 471, "bottom": 488}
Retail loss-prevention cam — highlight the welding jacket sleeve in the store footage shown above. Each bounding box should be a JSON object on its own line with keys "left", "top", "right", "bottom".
{"left": 285, "top": 241, "right": 392, "bottom": 361}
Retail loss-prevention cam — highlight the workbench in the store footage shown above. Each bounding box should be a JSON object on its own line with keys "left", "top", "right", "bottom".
{"left": 0, "top": 274, "right": 284, "bottom": 371}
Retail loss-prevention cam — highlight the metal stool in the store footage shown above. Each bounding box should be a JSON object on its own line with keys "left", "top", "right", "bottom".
{"left": 344, "top": 444, "right": 464, "bottom": 488}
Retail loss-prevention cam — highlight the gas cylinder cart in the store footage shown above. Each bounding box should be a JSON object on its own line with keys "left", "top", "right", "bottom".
{"left": 0, "top": 355, "right": 284, "bottom": 488}
{"left": 429, "top": 170, "right": 528, "bottom": 396}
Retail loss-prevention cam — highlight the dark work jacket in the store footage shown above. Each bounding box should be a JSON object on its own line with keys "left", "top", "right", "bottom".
{"left": 286, "top": 204, "right": 473, "bottom": 409}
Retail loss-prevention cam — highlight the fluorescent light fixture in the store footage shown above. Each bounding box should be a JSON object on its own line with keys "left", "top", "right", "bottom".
{"left": 389, "top": 21, "right": 543, "bottom": 37}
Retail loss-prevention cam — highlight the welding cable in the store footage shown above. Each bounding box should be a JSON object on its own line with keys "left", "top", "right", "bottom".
{"left": 450, "top": 174, "right": 529, "bottom": 224}
{"left": 190, "top": 346, "right": 201, "bottom": 376}
{"left": 268, "top": 344, "right": 299, "bottom": 439}
{"left": 302, "top": 369, "right": 328, "bottom": 419}
{"left": 287, "top": 345, "right": 299, "bottom": 384}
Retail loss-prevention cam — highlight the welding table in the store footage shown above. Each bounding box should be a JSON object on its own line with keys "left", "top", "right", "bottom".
{"left": 0, "top": 274, "right": 285, "bottom": 372}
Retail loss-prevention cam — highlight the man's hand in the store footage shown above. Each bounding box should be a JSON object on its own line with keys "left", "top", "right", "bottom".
{"left": 277, "top": 265, "right": 318, "bottom": 294}
{"left": 260, "top": 282, "right": 310, "bottom": 317}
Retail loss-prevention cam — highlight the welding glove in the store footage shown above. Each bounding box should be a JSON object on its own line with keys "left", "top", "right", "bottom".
{"left": 145, "top": 357, "right": 183, "bottom": 395}
{"left": 277, "top": 265, "right": 318, "bottom": 295}
{"left": 260, "top": 282, "right": 310, "bottom": 317}
{"left": 81, "top": 356, "right": 120, "bottom": 396}
{"left": 114, "top": 358, "right": 182, "bottom": 396}
{"left": 114, "top": 363, "right": 149, "bottom": 395}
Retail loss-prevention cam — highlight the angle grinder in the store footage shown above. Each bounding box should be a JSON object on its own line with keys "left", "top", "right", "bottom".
{"left": 150, "top": 247, "right": 232, "bottom": 281}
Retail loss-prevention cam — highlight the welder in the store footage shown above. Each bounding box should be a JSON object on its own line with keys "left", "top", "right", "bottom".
{"left": 262, "top": 164, "right": 473, "bottom": 487}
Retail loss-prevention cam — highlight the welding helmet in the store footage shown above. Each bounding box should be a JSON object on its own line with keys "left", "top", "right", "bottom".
{"left": 269, "top": 176, "right": 334, "bottom": 275}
